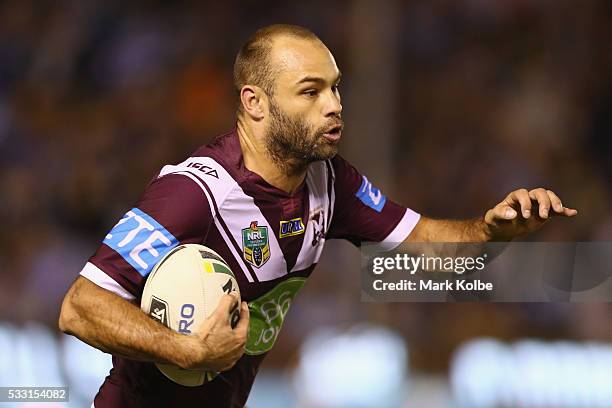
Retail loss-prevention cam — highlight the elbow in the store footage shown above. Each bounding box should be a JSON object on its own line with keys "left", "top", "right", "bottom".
{"left": 58, "top": 285, "right": 80, "bottom": 334}
{"left": 58, "top": 316, "right": 70, "bottom": 334}
{"left": 58, "top": 296, "right": 75, "bottom": 334}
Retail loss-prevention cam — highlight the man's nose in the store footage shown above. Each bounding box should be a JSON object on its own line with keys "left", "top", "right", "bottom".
{"left": 324, "top": 92, "right": 342, "bottom": 117}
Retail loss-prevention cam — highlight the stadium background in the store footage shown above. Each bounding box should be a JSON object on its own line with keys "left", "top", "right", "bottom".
{"left": 0, "top": 0, "right": 610, "bottom": 406}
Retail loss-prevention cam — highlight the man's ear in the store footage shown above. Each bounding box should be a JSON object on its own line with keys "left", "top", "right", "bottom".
{"left": 240, "top": 85, "right": 267, "bottom": 121}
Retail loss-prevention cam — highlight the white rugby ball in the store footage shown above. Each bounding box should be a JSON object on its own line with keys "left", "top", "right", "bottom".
{"left": 140, "top": 244, "right": 240, "bottom": 386}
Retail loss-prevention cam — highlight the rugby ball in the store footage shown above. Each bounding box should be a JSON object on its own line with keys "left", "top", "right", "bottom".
{"left": 140, "top": 244, "right": 240, "bottom": 386}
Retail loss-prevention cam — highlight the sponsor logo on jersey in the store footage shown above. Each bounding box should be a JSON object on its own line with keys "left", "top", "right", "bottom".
{"left": 310, "top": 209, "right": 325, "bottom": 246}
{"left": 279, "top": 218, "right": 305, "bottom": 238}
{"left": 355, "top": 175, "right": 386, "bottom": 212}
{"left": 186, "top": 161, "right": 219, "bottom": 178}
{"left": 245, "top": 277, "right": 306, "bottom": 355}
{"left": 242, "top": 221, "right": 270, "bottom": 268}
{"left": 103, "top": 208, "right": 179, "bottom": 276}
{"left": 149, "top": 296, "right": 169, "bottom": 327}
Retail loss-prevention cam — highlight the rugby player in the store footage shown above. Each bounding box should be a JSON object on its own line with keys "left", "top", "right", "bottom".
{"left": 58, "top": 24, "right": 577, "bottom": 407}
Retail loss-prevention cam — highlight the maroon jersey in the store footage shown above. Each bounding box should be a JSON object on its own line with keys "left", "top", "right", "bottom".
{"left": 79, "top": 129, "right": 420, "bottom": 407}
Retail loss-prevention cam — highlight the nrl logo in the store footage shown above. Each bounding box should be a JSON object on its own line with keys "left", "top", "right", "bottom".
{"left": 242, "top": 221, "right": 270, "bottom": 268}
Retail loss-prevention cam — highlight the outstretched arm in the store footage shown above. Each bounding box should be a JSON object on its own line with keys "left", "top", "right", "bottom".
{"left": 406, "top": 188, "right": 578, "bottom": 243}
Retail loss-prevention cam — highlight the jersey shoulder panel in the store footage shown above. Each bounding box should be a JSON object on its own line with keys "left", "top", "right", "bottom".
{"left": 327, "top": 154, "right": 420, "bottom": 247}
{"left": 157, "top": 155, "right": 238, "bottom": 214}
{"left": 83, "top": 172, "right": 215, "bottom": 298}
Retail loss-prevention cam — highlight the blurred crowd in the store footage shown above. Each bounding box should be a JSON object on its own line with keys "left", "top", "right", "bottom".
{"left": 0, "top": 0, "right": 611, "bottom": 375}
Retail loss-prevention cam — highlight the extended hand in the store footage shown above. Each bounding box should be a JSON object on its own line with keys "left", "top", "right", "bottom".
{"left": 484, "top": 188, "right": 577, "bottom": 240}
{"left": 181, "top": 292, "right": 249, "bottom": 372}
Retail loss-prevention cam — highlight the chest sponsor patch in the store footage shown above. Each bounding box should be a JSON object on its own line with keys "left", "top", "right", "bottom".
{"left": 242, "top": 221, "right": 270, "bottom": 268}
{"left": 355, "top": 175, "right": 387, "bottom": 212}
{"left": 279, "top": 218, "right": 305, "bottom": 238}
{"left": 245, "top": 277, "right": 306, "bottom": 355}
{"left": 103, "top": 208, "right": 179, "bottom": 276}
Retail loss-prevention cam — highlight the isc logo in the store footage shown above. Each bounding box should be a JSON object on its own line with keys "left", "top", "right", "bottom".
{"left": 178, "top": 304, "right": 195, "bottom": 334}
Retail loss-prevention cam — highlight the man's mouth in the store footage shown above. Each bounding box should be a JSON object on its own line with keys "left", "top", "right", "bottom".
{"left": 322, "top": 124, "right": 343, "bottom": 142}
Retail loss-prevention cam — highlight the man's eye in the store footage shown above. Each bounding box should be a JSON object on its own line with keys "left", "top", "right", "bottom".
{"left": 332, "top": 85, "right": 340, "bottom": 93}
{"left": 303, "top": 90, "right": 318, "bottom": 97}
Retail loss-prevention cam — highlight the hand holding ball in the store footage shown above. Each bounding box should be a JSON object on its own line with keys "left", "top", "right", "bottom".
{"left": 140, "top": 244, "right": 247, "bottom": 386}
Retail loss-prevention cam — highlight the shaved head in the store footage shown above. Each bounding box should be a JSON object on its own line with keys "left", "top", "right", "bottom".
{"left": 233, "top": 24, "right": 321, "bottom": 110}
{"left": 235, "top": 24, "right": 343, "bottom": 174}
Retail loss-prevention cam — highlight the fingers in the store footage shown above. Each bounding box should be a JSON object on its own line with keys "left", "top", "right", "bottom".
{"left": 507, "top": 189, "right": 532, "bottom": 218}
{"left": 545, "top": 190, "right": 563, "bottom": 213}
{"left": 219, "top": 302, "right": 249, "bottom": 372}
{"left": 511, "top": 188, "right": 578, "bottom": 219}
{"left": 529, "top": 188, "right": 551, "bottom": 219}
{"left": 561, "top": 207, "right": 578, "bottom": 217}
{"left": 212, "top": 292, "right": 240, "bottom": 320}
{"left": 545, "top": 189, "right": 578, "bottom": 217}
{"left": 495, "top": 188, "right": 578, "bottom": 223}
{"left": 234, "top": 302, "right": 250, "bottom": 338}
{"left": 489, "top": 204, "right": 517, "bottom": 221}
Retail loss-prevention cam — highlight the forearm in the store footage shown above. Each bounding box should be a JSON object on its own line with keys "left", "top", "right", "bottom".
{"left": 398, "top": 216, "right": 513, "bottom": 273}
{"left": 407, "top": 216, "right": 491, "bottom": 243}
{"left": 59, "top": 276, "right": 191, "bottom": 368}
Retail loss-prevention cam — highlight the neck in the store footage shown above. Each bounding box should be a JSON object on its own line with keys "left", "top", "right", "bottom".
{"left": 236, "top": 120, "right": 307, "bottom": 195}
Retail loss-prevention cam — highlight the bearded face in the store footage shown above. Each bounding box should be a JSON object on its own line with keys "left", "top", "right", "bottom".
{"left": 265, "top": 97, "right": 343, "bottom": 171}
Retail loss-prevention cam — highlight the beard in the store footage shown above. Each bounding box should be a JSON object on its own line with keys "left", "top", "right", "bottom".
{"left": 265, "top": 99, "right": 342, "bottom": 176}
